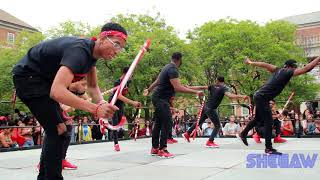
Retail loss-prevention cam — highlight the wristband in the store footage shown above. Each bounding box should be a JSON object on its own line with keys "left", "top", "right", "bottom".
{"left": 94, "top": 101, "right": 107, "bottom": 118}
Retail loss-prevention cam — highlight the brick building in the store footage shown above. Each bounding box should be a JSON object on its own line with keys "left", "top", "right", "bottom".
{"left": 0, "top": 9, "right": 38, "bottom": 45}
{"left": 283, "top": 11, "right": 320, "bottom": 83}
{"left": 283, "top": 11, "right": 320, "bottom": 111}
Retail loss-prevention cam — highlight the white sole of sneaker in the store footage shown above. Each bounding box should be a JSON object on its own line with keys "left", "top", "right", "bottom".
{"left": 205, "top": 146, "right": 219, "bottom": 148}
{"left": 63, "top": 167, "right": 77, "bottom": 170}
{"left": 159, "top": 156, "right": 174, "bottom": 159}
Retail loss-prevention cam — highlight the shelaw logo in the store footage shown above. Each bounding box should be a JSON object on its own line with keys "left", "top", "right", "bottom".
{"left": 246, "top": 153, "right": 318, "bottom": 168}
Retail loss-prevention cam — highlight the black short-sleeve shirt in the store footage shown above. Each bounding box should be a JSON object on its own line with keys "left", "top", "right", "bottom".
{"left": 206, "top": 84, "right": 228, "bottom": 109}
{"left": 256, "top": 68, "right": 294, "bottom": 100}
{"left": 153, "top": 63, "right": 179, "bottom": 99}
{"left": 12, "top": 37, "right": 97, "bottom": 83}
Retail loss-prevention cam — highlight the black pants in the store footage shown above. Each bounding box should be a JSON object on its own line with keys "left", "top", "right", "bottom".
{"left": 41, "top": 125, "right": 71, "bottom": 163}
{"left": 111, "top": 104, "right": 124, "bottom": 145}
{"left": 241, "top": 95, "right": 273, "bottom": 149}
{"left": 187, "top": 106, "right": 221, "bottom": 141}
{"left": 154, "top": 110, "right": 173, "bottom": 139}
{"left": 62, "top": 125, "right": 72, "bottom": 159}
{"left": 13, "top": 75, "right": 64, "bottom": 180}
{"left": 91, "top": 124, "right": 103, "bottom": 140}
{"left": 168, "top": 118, "right": 173, "bottom": 139}
{"left": 255, "top": 119, "right": 281, "bottom": 138}
{"left": 255, "top": 126, "right": 276, "bottom": 138}
{"left": 151, "top": 96, "right": 172, "bottom": 150}
{"left": 273, "top": 119, "right": 281, "bottom": 136}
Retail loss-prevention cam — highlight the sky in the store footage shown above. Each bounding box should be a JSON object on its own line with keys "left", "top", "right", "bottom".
{"left": 1, "top": 0, "right": 320, "bottom": 38}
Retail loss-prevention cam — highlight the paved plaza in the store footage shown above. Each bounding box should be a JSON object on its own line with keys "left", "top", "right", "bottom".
{"left": 0, "top": 137, "right": 319, "bottom": 180}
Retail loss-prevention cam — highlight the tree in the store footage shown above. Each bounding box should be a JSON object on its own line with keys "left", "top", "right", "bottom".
{"left": 188, "top": 18, "right": 319, "bottom": 107}
{"left": 0, "top": 30, "right": 44, "bottom": 114}
{"left": 45, "top": 21, "right": 92, "bottom": 39}
{"left": 97, "top": 14, "right": 204, "bottom": 121}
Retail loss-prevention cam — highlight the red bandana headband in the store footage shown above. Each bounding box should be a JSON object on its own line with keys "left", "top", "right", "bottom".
{"left": 99, "top": 30, "right": 127, "bottom": 41}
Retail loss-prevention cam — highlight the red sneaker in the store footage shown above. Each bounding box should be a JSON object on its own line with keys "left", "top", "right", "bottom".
{"left": 171, "top": 138, "right": 178, "bottom": 143}
{"left": 274, "top": 135, "right": 287, "bottom": 143}
{"left": 62, "top": 159, "right": 77, "bottom": 170}
{"left": 114, "top": 144, "right": 120, "bottom": 151}
{"left": 157, "top": 149, "right": 174, "bottom": 158}
{"left": 167, "top": 139, "right": 174, "bottom": 144}
{"left": 167, "top": 138, "right": 178, "bottom": 144}
{"left": 182, "top": 132, "right": 190, "bottom": 143}
{"left": 205, "top": 140, "right": 219, "bottom": 148}
{"left": 150, "top": 148, "right": 159, "bottom": 156}
{"left": 253, "top": 133, "right": 262, "bottom": 143}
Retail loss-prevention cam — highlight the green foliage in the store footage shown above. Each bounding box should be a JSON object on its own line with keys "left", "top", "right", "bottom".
{"left": 0, "top": 30, "right": 44, "bottom": 115}
{"left": 45, "top": 21, "right": 92, "bottom": 39}
{"left": 0, "top": 15, "right": 319, "bottom": 117}
{"left": 97, "top": 14, "right": 204, "bottom": 111}
{"left": 188, "top": 18, "right": 318, "bottom": 106}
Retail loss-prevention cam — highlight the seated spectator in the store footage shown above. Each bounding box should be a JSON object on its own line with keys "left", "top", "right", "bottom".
{"left": 281, "top": 111, "right": 294, "bottom": 136}
{"left": 293, "top": 113, "right": 303, "bottom": 137}
{"left": 0, "top": 116, "right": 7, "bottom": 134}
{"left": 14, "top": 109, "right": 27, "bottom": 121}
{"left": 223, "top": 115, "right": 240, "bottom": 136}
{"left": 303, "top": 109, "right": 312, "bottom": 119}
{"left": 129, "top": 119, "right": 142, "bottom": 138}
{"left": 32, "top": 117, "right": 42, "bottom": 145}
{"left": 11, "top": 119, "right": 26, "bottom": 147}
{"left": 202, "top": 119, "right": 215, "bottom": 137}
{"left": 315, "top": 110, "right": 320, "bottom": 119}
{"left": 0, "top": 116, "right": 7, "bottom": 123}
{"left": 306, "top": 115, "right": 316, "bottom": 135}
{"left": 20, "top": 116, "right": 35, "bottom": 147}
{"left": 79, "top": 116, "right": 92, "bottom": 141}
{"left": 140, "top": 120, "right": 152, "bottom": 137}
{"left": 0, "top": 122, "right": 18, "bottom": 148}
{"left": 4, "top": 114, "right": 12, "bottom": 122}
{"left": 173, "top": 117, "right": 183, "bottom": 137}
{"left": 315, "top": 120, "right": 320, "bottom": 134}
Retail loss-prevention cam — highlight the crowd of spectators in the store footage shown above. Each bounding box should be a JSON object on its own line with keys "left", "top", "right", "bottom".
{"left": 1, "top": 106, "right": 320, "bottom": 150}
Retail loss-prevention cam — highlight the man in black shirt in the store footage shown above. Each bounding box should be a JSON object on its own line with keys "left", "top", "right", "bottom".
{"left": 238, "top": 56, "right": 320, "bottom": 154}
{"left": 109, "top": 67, "right": 141, "bottom": 152}
{"left": 144, "top": 52, "right": 204, "bottom": 158}
{"left": 12, "top": 22, "right": 127, "bottom": 180}
{"left": 182, "top": 76, "right": 248, "bottom": 147}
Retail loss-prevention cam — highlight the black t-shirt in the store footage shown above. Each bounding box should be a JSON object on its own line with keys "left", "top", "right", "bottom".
{"left": 206, "top": 84, "right": 228, "bottom": 109}
{"left": 12, "top": 37, "right": 97, "bottom": 84}
{"left": 108, "top": 79, "right": 130, "bottom": 108}
{"left": 255, "top": 68, "right": 294, "bottom": 100}
{"left": 153, "top": 63, "right": 179, "bottom": 99}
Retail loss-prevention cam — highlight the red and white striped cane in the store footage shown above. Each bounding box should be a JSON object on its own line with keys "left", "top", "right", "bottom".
{"left": 99, "top": 39, "right": 151, "bottom": 130}
{"left": 190, "top": 96, "right": 206, "bottom": 140}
